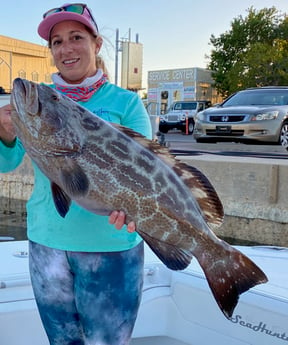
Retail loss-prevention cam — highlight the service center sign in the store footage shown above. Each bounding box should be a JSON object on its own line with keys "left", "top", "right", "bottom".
{"left": 148, "top": 68, "right": 196, "bottom": 83}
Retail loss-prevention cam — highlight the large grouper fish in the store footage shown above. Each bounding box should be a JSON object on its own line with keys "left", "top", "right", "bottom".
{"left": 10, "top": 78, "right": 268, "bottom": 319}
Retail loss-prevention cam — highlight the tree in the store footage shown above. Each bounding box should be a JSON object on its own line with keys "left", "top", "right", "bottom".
{"left": 207, "top": 7, "right": 288, "bottom": 97}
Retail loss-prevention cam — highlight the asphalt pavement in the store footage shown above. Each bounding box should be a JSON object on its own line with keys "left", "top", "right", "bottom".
{"left": 161, "top": 131, "right": 288, "bottom": 159}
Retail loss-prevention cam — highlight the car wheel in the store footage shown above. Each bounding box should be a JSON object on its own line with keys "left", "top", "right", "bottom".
{"left": 279, "top": 122, "right": 288, "bottom": 147}
{"left": 181, "top": 121, "right": 194, "bottom": 134}
{"left": 188, "top": 121, "right": 194, "bottom": 134}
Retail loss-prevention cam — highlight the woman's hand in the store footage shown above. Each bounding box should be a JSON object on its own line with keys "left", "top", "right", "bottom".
{"left": 0, "top": 104, "right": 16, "bottom": 145}
{"left": 109, "top": 210, "right": 136, "bottom": 233}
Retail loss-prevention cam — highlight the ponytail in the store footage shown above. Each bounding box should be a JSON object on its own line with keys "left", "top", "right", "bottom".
{"left": 96, "top": 55, "right": 110, "bottom": 80}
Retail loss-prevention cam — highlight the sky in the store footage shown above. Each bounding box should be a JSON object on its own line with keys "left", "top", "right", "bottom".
{"left": 1, "top": 0, "right": 288, "bottom": 88}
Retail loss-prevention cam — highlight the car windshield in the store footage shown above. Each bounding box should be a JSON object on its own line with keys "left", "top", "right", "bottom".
{"left": 173, "top": 102, "right": 197, "bottom": 111}
{"left": 222, "top": 90, "right": 288, "bottom": 107}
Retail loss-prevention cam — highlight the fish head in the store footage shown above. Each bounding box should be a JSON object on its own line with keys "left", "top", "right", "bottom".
{"left": 10, "top": 78, "right": 85, "bottom": 156}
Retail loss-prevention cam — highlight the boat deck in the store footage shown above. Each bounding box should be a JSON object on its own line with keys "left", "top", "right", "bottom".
{"left": 0, "top": 241, "right": 287, "bottom": 345}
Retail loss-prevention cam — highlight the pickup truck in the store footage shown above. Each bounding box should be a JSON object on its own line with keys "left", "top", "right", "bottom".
{"left": 159, "top": 100, "right": 211, "bottom": 134}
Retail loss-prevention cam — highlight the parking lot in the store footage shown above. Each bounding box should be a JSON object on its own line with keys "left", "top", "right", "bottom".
{"left": 161, "top": 131, "right": 288, "bottom": 158}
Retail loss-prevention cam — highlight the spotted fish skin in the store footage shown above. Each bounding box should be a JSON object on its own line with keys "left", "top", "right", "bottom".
{"left": 10, "top": 78, "right": 268, "bottom": 319}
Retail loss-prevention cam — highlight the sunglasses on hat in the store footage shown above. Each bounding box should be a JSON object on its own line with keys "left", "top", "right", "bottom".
{"left": 43, "top": 3, "right": 98, "bottom": 32}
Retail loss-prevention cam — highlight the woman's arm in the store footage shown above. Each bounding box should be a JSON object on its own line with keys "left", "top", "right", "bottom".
{"left": 0, "top": 104, "right": 25, "bottom": 172}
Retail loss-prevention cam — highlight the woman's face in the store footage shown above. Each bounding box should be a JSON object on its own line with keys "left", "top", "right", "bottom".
{"left": 50, "top": 21, "right": 102, "bottom": 84}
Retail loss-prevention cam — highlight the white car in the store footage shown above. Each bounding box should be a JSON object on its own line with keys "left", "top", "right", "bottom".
{"left": 0, "top": 94, "right": 10, "bottom": 107}
{"left": 159, "top": 100, "right": 211, "bottom": 135}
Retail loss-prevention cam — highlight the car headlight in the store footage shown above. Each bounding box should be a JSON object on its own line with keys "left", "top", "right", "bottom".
{"left": 180, "top": 114, "right": 186, "bottom": 121}
{"left": 195, "top": 112, "right": 205, "bottom": 121}
{"left": 252, "top": 111, "right": 279, "bottom": 121}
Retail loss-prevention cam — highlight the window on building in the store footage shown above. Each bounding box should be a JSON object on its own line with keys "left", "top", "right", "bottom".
{"left": 161, "top": 91, "right": 168, "bottom": 99}
{"left": 160, "top": 91, "right": 169, "bottom": 114}
{"left": 31, "top": 71, "right": 39, "bottom": 82}
{"left": 45, "top": 73, "right": 52, "bottom": 83}
{"left": 18, "top": 70, "right": 26, "bottom": 79}
{"left": 173, "top": 90, "right": 181, "bottom": 102}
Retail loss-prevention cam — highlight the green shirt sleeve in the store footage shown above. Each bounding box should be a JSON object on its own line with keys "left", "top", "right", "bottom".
{"left": 0, "top": 138, "right": 25, "bottom": 173}
{"left": 120, "top": 92, "right": 152, "bottom": 140}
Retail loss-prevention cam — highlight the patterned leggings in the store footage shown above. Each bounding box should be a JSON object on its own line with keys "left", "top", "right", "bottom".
{"left": 29, "top": 240, "right": 144, "bottom": 345}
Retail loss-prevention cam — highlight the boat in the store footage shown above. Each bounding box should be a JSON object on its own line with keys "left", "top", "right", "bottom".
{"left": 0, "top": 240, "right": 287, "bottom": 345}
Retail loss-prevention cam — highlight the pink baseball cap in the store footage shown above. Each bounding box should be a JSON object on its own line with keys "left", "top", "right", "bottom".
{"left": 38, "top": 3, "right": 98, "bottom": 41}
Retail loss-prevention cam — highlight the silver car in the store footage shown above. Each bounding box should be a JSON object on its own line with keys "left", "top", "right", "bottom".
{"left": 193, "top": 87, "right": 288, "bottom": 147}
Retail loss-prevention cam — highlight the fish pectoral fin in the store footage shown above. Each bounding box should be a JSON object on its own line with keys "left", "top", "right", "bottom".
{"left": 60, "top": 164, "right": 89, "bottom": 197}
{"left": 137, "top": 229, "right": 192, "bottom": 270}
{"left": 51, "top": 182, "right": 72, "bottom": 218}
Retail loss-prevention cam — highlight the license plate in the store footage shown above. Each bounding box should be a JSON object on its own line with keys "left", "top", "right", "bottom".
{"left": 216, "top": 125, "right": 231, "bottom": 133}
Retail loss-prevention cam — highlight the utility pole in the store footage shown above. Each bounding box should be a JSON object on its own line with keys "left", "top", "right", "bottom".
{"left": 114, "top": 28, "right": 132, "bottom": 86}
{"left": 115, "top": 28, "right": 119, "bottom": 86}
{"left": 115, "top": 28, "right": 142, "bottom": 90}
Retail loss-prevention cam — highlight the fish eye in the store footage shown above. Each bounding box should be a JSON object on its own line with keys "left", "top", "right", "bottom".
{"left": 51, "top": 95, "right": 59, "bottom": 101}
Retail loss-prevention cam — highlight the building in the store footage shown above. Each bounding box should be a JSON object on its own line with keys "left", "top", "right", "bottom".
{"left": 0, "top": 35, "right": 57, "bottom": 93}
{"left": 121, "top": 41, "right": 143, "bottom": 91}
{"left": 146, "top": 67, "right": 221, "bottom": 114}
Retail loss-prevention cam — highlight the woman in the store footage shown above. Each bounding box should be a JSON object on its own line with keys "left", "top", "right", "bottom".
{"left": 0, "top": 3, "right": 152, "bottom": 345}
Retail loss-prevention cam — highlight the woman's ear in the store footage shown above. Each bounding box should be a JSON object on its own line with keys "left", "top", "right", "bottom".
{"left": 95, "top": 36, "right": 103, "bottom": 54}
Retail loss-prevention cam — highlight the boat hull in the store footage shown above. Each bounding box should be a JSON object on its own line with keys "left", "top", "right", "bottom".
{"left": 0, "top": 241, "right": 287, "bottom": 345}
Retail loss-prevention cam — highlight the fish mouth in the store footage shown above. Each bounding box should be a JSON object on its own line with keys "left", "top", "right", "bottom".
{"left": 11, "top": 78, "right": 40, "bottom": 116}
{"left": 11, "top": 78, "right": 26, "bottom": 114}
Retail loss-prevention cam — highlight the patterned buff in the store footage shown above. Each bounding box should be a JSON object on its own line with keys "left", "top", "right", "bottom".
{"left": 55, "top": 73, "right": 108, "bottom": 102}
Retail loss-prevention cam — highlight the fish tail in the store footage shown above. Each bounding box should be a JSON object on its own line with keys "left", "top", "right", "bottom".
{"left": 197, "top": 241, "right": 268, "bottom": 319}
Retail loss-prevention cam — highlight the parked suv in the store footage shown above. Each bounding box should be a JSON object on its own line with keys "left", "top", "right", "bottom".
{"left": 193, "top": 86, "right": 288, "bottom": 147}
{"left": 159, "top": 100, "right": 211, "bottom": 134}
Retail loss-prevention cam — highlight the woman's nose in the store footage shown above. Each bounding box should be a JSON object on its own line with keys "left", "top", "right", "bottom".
{"left": 60, "top": 41, "right": 74, "bottom": 53}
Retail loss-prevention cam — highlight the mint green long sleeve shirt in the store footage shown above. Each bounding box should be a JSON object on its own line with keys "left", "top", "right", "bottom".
{"left": 0, "top": 82, "right": 152, "bottom": 252}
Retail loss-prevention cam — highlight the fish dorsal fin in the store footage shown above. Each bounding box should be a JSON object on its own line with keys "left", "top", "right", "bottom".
{"left": 171, "top": 162, "right": 224, "bottom": 228}
{"left": 112, "top": 123, "right": 224, "bottom": 228}
{"left": 111, "top": 123, "right": 147, "bottom": 140}
{"left": 51, "top": 182, "right": 72, "bottom": 218}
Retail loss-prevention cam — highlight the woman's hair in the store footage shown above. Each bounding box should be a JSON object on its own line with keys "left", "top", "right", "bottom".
{"left": 96, "top": 55, "right": 110, "bottom": 80}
